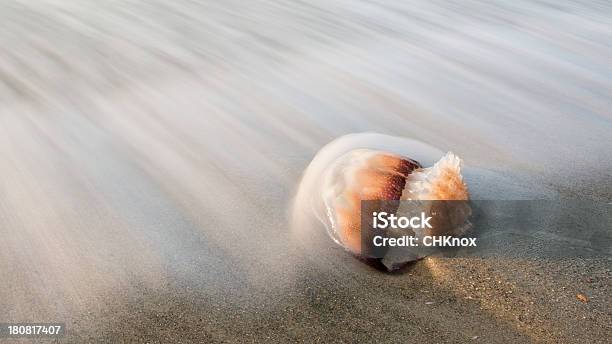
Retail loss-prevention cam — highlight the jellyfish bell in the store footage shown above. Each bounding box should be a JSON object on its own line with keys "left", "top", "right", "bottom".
{"left": 320, "top": 149, "right": 422, "bottom": 254}
{"left": 322, "top": 150, "right": 470, "bottom": 255}
{"left": 291, "top": 133, "right": 471, "bottom": 269}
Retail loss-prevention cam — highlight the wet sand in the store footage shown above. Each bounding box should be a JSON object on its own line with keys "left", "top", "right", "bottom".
{"left": 1, "top": 1, "right": 611, "bottom": 343}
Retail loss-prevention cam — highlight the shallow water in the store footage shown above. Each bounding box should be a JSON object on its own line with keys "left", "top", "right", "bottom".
{"left": 1, "top": 1, "right": 611, "bottom": 342}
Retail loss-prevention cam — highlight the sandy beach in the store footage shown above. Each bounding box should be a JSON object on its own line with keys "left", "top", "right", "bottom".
{"left": 0, "top": 1, "right": 611, "bottom": 342}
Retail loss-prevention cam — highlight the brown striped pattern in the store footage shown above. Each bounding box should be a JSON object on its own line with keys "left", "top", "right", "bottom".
{"left": 335, "top": 153, "right": 421, "bottom": 254}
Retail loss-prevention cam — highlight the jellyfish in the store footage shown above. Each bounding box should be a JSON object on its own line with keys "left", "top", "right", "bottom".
{"left": 292, "top": 133, "right": 471, "bottom": 270}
